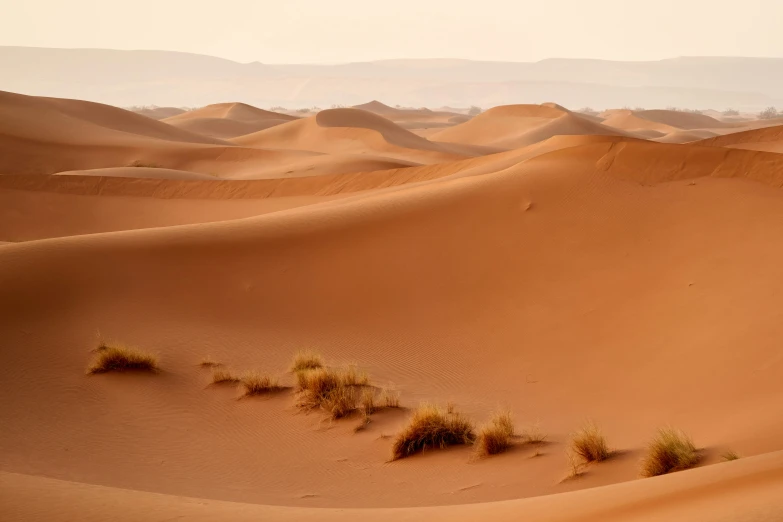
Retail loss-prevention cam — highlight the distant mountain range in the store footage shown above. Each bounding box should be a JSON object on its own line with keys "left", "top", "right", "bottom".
{"left": 1, "top": 46, "right": 781, "bottom": 111}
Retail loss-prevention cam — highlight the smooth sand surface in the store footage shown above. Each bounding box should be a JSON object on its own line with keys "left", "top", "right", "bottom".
{"left": 163, "top": 103, "right": 298, "bottom": 139}
{"left": 2, "top": 95, "right": 783, "bottom": 520}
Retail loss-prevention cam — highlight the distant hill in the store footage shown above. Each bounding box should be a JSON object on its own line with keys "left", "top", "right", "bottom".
{"left": 1, "top": 47, "right": 781, "bottom": 110}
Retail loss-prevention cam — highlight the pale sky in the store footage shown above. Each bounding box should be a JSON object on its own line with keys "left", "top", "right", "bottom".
{"left": 1, "top": 0, "right": 781, "bottom": 64}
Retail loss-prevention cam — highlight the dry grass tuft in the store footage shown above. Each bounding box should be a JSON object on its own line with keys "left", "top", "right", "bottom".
{"left": 475, "top": 410, "right": 515, "bottom": 456}
{"left": 641, "top": 428, "right": 700, "bottom": 477}
{"left": 88, "top": 343, "right": 158, "bottom": 374}
{"left": 296, "top": 367, "right": 359, "bottom": 418}
{"left": 211, "top": 368, "right": 240, "bottom": 384}
{"left": 570, "top": 422, "right": 610, "bottom": 463}
{"left": 564, "top": 450, "right": 585, "bottom": 480}
{"left": 722, "top": 450, "right": 740, "bottom": 462}
{"left": 446, "top": 401, "right": 455, "bottom": 414}
{"left": 379, "top": 388, "right": 401, "bottom": 409}
{"left": 391, "top": 404, "right": 476, "bottom": 460}
{"left": 241, "top": 372, "right": 282, "bottom": 396}
{"left": 361, "top": 388, "right": 376, "bottom": 415}
{"left": 341, "top": 364, "right": 369, "bottom": 386}
{"left": 521, "top": 422, "right": 547, "bottom": 444}
{"left": 290, "top": 351, "right": 324, "bottom": 373}
{"left": 199, "top": 356, "right": 222, "bottom": 368}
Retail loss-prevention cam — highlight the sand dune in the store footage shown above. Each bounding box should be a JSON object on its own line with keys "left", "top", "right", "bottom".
{"left": 601, "top": 109, "right": 731, "bottom": 134}
{"left": 233, "top": 107, "right": 479, "bottom": 163}
{"left": 131, "top": 106, "right": 188, "bottom": 120}
{"left": 431, "top": 104, "right": 629, "bottom": 148}
{"left": 163, "top": 103, "right": 297, "bottom": 139}
{"left": 3, "top": 88, "right": 783, "bottom": 521}
{"left": 697, "top": 124, "right": 783, "bottom": 153}
{"left": 653, "top": 129, "right": 719, "bottom": 144}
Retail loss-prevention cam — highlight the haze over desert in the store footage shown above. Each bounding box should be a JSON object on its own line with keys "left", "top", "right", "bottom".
{"left": 2, "top": 1, "right": 783, "bottom": 521}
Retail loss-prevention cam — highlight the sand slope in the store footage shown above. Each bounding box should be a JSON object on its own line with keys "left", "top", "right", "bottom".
{"left": 233, "top": 108, "right": 478, "bottom": 163}
{"left": 697, "top": 124, "right": 783, "bottom": 153}
{"left": 163, "top": 103, "right": 298, "bottom": 139}
{"left": 2, "top": 140, "right": 783, "bottom": 511}
{"left": 431, "top": 104, "right": 629, "bottom": 148}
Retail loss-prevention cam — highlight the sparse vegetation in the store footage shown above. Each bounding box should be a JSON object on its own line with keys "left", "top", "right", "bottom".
{"left": 722, "top": 108, "right": 740, "bottom": 116}
{"left": 200, "top": 356, "right": 221, "bottom": 368}
{"left": 87, "top": 343, "right": 158, "bottom": 374}
{"left": 521, "top": 422, "right": 547, "bottom": 444}
{"left": 564, "top": 449, "right": 585, "bottom": 480}
{"left": 722, "top": 450, "right": 740, "bottom": 461}
{"left": 641, "top": 428, "right": 700, "bottom": 477}
{"left": 578, "top": 107, "right": 599, "bottom": 116}
{"left": 361, "top": 388, "right": 376, "bottom": 415}
{"left": 379, "top": 388, "right": 400, "bottom": 409}
{"left": 290, "top": 351, "right": 324, "bottom": 373}
{"left": 392, "top": 404, "right": 476, "bottom": 460}
{"left": 211, "top": 367, "right": 240, "bottom": 384}
{"left": 241, "top": 371, "right": 282, "bottom": 396}
{"left": 759, "top": 106, "right": 779, "bottom": 120}
{"left": 468, "top": 105, "right": 482, "bottom": 116}
{"left": 475, "top": 410, "right": 515, "bottom": 456}
{"left": 295, "top": 366, "right": 366, "bottom": 419}
{"left": 570, "top": 421, "right": 610, "bottom": 463}
{"left": 127, "top": 160, "right": 163, "bottom": 168}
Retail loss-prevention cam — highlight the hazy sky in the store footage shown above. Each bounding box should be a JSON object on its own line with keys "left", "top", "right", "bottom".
{"left": 1, "top": 0, "right": 781, "bottom": 63}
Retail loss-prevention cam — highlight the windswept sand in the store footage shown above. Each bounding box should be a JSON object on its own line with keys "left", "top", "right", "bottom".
{"left": 1, "top": 94, "right": 783, "bottom": 521}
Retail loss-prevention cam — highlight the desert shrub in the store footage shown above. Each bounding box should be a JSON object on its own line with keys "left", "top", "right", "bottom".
{"left": 340, "top": 364, "right": 369, "bottom": 386}
{"left": 241, "top": 372, "right": 282, "bottom": 396}
{"left": 578, "top": 107, "right": 599, "bottom": 116}
{"left": 87, "top": 343, "right": 158, "bottom": 374}
{"left": 570, "top": 422, "right": 610, "bottom": 463}
{"left": 296, "top": 367, "right": 359, "bottom": 418}
{"left": 759, "top": 106, "right": 779, "bottom": 120}
{"left": 468, "top": 105, "right": 482, "bottom": 116}
{"left": 379, "top": 388, "right": 400, "bottom": 408}
{"left": 211, "top": 368, "right": 240, "bottom": 384}
{"left": 722, "top": 108, "right": 740, "bottom": 116}
{"left": 361, "top": 388, "right": 376, "bottom": 415}
{"left": 641, "top": 428, "right": 700, "bottom": 477}
{"left": 200, "top": 356, "right": 221, "bottom": 368}
{"left": 475, "top": 410, "right": 514, "bottom": 456}
{"left": 521, "top": 422, "right": 547, "bottom": 444}
{"left": 127, "top": 160, "right": 163, "bottom": 168}
{"left": 290, "top": 351, "right": 324, "bottom": 373}
{"left": 391, "top": 404, "right": 476, "bottom": 460}
{"left": 722, "top": 450, "right": 740, "bottom": 461}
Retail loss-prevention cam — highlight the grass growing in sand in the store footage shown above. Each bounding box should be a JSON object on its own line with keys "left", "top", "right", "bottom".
{"left": 641, "top": 428, "right": 700, "bottom": 477}
{"left": 290, "top": 351, "right": 325, "bottom": 373}
{"left": 199, "top": 356, "right": 222, "bottom": 368}
{"left": 127, "top": 160, "right": 163, "bottom": 168}
{"left": 570, "top": 421, "right": 610, "bottom": 463}
{"left": 241, "top": 372, "right": 282, "bottom": 396}
{"left": 521, "top": 422, "right": 547, "bottom": 444}
{"left": 295, "top": 366, "right": 363, "bottom": 418}
{"left": 475, "top": 410, "right": 514, "bottom": 456}
{"left": 392, "top": 404, "right": 476, "bottom": 460}
{"left": 722, "top": 450, "right": 740, "bottom": 461}
{"left": 211, "top": 368, "right": 240, "bottom": 384}
{"left": 87, "top": 343, "right": 158, "bottom": 374}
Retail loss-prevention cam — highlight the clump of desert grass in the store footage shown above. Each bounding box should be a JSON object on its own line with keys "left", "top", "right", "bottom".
{"left": 570, "top": 421, "right": 610, "bottom": 463}
{"left": 199, "top": 356, "right": 222, "bottom": 368}
{"left": 722, "top": 450, "right": 740, "bottom": 461}
{"left": 475, "top": 410, "right": 515, "bottom": 457}
{"left": 295, "top": 366, "right": 364, "bottom": 418}
{"left": 391, "top": 404, "right": 476, "bottom": 460}
{"left": 87, "top": 343, "right": 158, "bottom": 374}
{"left": 640, "top": 427, "right": 700, "bottom": 477}
{"left": 290, "top": 350, "right": 324, "bottom": 373}
{"left": 379, "top": 388, "right": 401, "bottom": 409}
{"left": 211, "top": 367, "right": 240, "bottom": 384}
{"left": 241, "top": 372, "right": 282, "bottom": 396}
{"left": 521, "top": 422, "right": 547, "bottom": 444}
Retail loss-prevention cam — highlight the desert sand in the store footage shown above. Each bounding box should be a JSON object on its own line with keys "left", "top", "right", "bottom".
{"left": 1, "top": 91, "right": 783, "bottom": 522}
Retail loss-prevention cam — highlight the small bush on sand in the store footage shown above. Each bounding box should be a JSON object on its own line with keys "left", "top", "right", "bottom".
{"left": 379, "top": 388, "right": 400, "bottom": 408}
{"left": 392, "top": 404, "right": 476, "bottom": 460}
{"left": 200, "top": 356, "right": 221, "bottom": 368}
{"left": 290, "top": 351, "right": 324, "bottom": 373}
{"left": 570, "top": 422, "right": 610, "bottom": 463}
{"left": 127, "top": 160, "right": 163, "bottom": 168}
{"left": 88, "top": 343, "right": 158, "bottom": 374}
{"left": 341, "top": 364, "right": 369, "bottom": 386}
{"left": 241, "top": 372, "right": 282, "bottom": 396}
{"left": 476, "top": 410, "right": 515, "bottom": 456}
{"left": 361, "top": 388, "right": 376, "bottom": 415}
{"left": 641, "top": 428, "right": 700, "bottom": 477}
{"left": 296, "top": 367, "right": 359, "bottom": 418}
{"left": 722, "top": 450, "right": 740, "bottom": 461}
{"left": 521, "top": 422, "right": 547, "bottom": 444}
{"left": 211, "top": 368, "right": 240, "bottom": 384}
